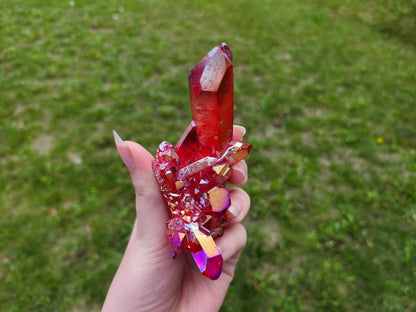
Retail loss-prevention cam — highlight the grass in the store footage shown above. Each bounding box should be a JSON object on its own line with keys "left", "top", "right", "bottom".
{"left": 1, "top": 0, "right": 415, "bottom": 311}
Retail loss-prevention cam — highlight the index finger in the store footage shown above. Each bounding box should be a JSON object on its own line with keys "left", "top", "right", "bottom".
{"left": 229, "top": 125, "right": 248, "bottom": 185}
{"left": 233, "top": 125, "right": 246, "bottom": 141}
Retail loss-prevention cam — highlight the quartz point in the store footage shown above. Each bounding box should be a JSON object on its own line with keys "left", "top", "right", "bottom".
{"left": 152, "top": 43, "right": 251, "bottom": 280}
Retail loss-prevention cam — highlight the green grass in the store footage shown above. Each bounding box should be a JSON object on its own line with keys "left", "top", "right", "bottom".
{"left": 1, "top": 0, "right": 415, "bottom": 311}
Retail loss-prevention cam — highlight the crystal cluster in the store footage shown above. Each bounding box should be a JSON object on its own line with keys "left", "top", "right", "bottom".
{"left": 152, "top": 44, "right": 251, "bottom": 280}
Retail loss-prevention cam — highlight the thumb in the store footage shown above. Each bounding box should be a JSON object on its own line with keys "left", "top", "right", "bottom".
{"left": 113, "top": 131, "right": 169, "bottom": 243}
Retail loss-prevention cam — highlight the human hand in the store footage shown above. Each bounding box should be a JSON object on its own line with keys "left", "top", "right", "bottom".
{"left": 102, "top": 125, "right": 250, "bottom": 312}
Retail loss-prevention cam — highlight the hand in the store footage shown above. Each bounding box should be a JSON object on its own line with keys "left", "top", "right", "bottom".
{"left": 102, "top": 125, "right": 250, "bottom": 312}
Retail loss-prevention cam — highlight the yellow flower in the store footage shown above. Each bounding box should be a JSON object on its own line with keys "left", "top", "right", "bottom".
{"left": 92, "top": 51, "right": 100, "bottom": 58}
{"left": 377, "top": 137, "right": 384, "bottom": 144}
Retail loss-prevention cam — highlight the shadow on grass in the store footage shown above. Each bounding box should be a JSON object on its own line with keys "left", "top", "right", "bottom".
{"left": 375, "top": 16, "right": 416, "bottom": 46}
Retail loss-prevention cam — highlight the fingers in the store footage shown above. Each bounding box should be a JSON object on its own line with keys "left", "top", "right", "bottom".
{"left": 113, "top": 131, "right": 169, "bottom": 243}
{"left": 113, "top": 126, "right": 250, "bottom": 245}
{"left": 113, "top": 131, "right": 159, "bottom": 199}
{"left": 225, "top": 187, "right": 251, "bottom": 223}
{"left": 233, "top": 125, "right": 246, "bottom": 141}
{"left": 228, "top": 160, "right": 248, "bottom": 185}
{"left": 123, "top": 141, "right": 158, "bottom": 196}
{"left": 216, "top": 223, "right": 247, "bottom": 268}
{"left": 229, "top": 125, "right": 249, "bottom": 185}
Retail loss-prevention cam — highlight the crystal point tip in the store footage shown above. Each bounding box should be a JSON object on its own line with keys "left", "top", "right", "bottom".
{"left": 152, "top": 44, "right": 251, "bottom": 280}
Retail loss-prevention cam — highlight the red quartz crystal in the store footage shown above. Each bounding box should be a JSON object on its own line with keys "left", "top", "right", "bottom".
{"left": 152, "top": 43, "right": 251, "bottom": 280}
{"left": 189, "top": 43, "right": 234, "bottom": 156}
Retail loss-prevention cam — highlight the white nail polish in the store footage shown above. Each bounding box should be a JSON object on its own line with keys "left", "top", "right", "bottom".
{"left": 235, "top": 125, "right": 246, "bottom": 137}
{"left": 217, "top": 244, "right": 223, "bottom": 254}
{"left": 228, "top": 205, "right": 238, "bottom": 218}
{"left": 113, "top": 130, "right": 135, "bottom": 170}
{"left": 113, "top": 130, "right": 127, "bottom": 147}
{"left": 233, "top": 166, "right": 247, "bottom": 183}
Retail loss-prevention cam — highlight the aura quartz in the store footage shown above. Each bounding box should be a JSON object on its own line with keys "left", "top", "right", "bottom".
{"left": 152, "top": 43, "right": 251, "bottom": 280}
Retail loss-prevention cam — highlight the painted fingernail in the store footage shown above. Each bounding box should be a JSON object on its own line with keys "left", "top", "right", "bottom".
{"left": 233, "top": 165, "right": 247, "bottom": 183}
{"left": 217, "top": 243, "right": 223, "bottom": 255}
{"left": 235, "top": 125, "right": 246, "bottom": 138}
{"left": 113, "top": 130, "right": 136, "bottom": 171}
{"left": 228, "top": 205, "right": 238, "bottom": 218}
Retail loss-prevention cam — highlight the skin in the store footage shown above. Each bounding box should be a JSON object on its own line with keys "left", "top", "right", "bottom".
{"left": 102, "top": 126, "right": 250, "bottom": 312}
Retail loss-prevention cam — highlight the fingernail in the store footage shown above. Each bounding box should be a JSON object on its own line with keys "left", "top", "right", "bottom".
{"left": 227, "top": 205, "right": 238, "bottom": 218}
{"left": 113, "top": 129, "right": 126, "bottom": 146}
{"left": 217, "top": 243, "right": 223, "bottom": 255}
{"left": 113, "top": 130, "right": 136, "bottom": 171}
{"left": 235, "top": 125, "right": 246, "bottom": 138}
{"left": 233, "top": 166, "right": 247, "bottom": 183}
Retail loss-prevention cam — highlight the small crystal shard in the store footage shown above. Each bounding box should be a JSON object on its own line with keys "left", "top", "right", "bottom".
{"left": 190, "top": 222, "right": 223, "bottom": 280}
{"left": 152, "top": 44, "right": 251, "bottom": 280}
{"left": 208, "top": 187, "right": 230, "bottom": 212}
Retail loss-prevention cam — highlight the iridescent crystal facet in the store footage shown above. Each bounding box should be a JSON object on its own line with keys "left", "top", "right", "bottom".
{"left": 152, "top": 43, "right": 251, "bottom": 280}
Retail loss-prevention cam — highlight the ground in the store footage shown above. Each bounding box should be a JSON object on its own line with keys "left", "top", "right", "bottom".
{"left": 1, "top": 0, "right": 415, "bottom": 311}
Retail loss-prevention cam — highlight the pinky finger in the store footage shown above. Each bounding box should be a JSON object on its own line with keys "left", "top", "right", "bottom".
{"left": 216, "top": 223, "right": 247, "bottom": 277}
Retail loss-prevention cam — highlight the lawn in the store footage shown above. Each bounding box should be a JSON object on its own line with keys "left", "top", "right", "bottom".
{"left": 1, "top": 0, "right": 415, "bottom": 311}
